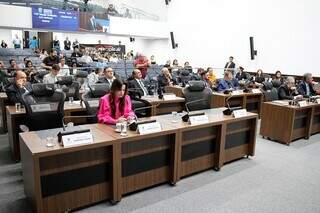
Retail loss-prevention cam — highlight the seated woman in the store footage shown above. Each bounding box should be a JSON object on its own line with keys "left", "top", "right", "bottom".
{"left": 200, "top": 70, "right": 214, "bottom": 88}
{"left": 273, "top": 70, "right": 284, "bottom": 84}
{"left": 216, "top": 70, "right": 239, "bottom": 92}
{"left": 207, "top": 67, "right": 216, "bottom": 83}
{"left": 255, "top": 69, "right": 265, "bottom": 84}
{"left": 97, "top": 79, "right": 135, "bottom": 125}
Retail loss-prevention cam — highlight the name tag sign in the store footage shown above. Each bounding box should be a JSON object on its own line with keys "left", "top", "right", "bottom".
{"left": 189, "top": 114, "right": 209, "bottom": 125}
{"left": 316, "top": 99, "right": 320, "bottom": 104}
{"left": 163, "top": 94, "right": 176, "bottom": 100}
{"left": 138, "top": 122, "right": 162, "bottom": 135}
{"left": 232, "top": 90, "right": 243, "bottom": 95}
{"left": 233, "top": 109, "right": 248, "bottom": 118}
{"left": 88, "top": 100, "right": 100, "bottom": 108}
{"left": 62, "top": 131, "right": 93, "bottom": 148}
{"left": 252, "top": 89, "right": 261, "bottom": 94}
{"left": 298, "top": 100, "right": 308, "bottom": 107}
{"left": 31, "top": 104, "right": 52, "bottom": 112}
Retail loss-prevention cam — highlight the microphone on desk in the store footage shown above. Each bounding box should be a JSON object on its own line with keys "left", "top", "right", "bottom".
{"left": 181, "top": 99, "right": 206, "bottom": 122}
{"left": 57, "top": 115, "right": 96, "bottom": 143}
{"left": 223, "top": 93, "right": 243, "bottom": 115}
{"left": 128, "top": 105, "right": 157, "bottom": 131}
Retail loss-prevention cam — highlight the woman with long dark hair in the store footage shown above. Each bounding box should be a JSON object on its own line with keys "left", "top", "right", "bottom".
{"left": 97, "top": 79, "right": 135, "bottom": 124}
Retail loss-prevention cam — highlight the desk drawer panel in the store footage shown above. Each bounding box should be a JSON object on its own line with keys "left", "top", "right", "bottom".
{"left": 182, "top": 139, "right": 216, "bottom": 162}
{"left": 225, "top": 130, "right": 250, "bottom": 149}
{"left": 41, "top": 162, "right": 110, "bottom": 198}
{"left": 227, "top": 119, "right": 251, "bottom": 132}
{"left": 182, "top": 126, "right": 217, "bottom": 144}
{"left": 246, "top": 102, "right": 259, "bottom": 111}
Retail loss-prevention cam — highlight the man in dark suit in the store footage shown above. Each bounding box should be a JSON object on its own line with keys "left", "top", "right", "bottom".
{"left": 6, "top": 70, "right": 32, "bottom": 105}
{"left": 278, "top": 76, "right": 302, "bottom": 100}
{"left": 128, "top": 69, "right": 149, "bottom": 98}
{"left": 298, "top": 73, "right": 319, "bottom": 97}
{"left": 224, "top": 56, "right": 236, "bottom": 75}
{"left": 97, "top": 67, "right": 116, "bottom": 86}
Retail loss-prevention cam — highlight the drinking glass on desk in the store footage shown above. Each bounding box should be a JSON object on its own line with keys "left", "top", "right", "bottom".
{"left": 69, "top": 97, "right": 74, "bottom": 104}
{"left": 15, "top": 103, "right": 21, "bottom": 112}
{"left": 172, "top": 111, "right": 178, "bottom": 123}
{"left": 46, "top": 136, "right": 55, "bottom": 148}
{"left": 120, "top": 122, "right": 127, "bottom": 136}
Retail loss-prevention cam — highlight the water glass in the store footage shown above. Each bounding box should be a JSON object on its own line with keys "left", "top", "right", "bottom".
{"left": 46, "top": 136, "right": 55, "bottom": 148}
{"left": 15, "top": 103, "right": 21, "bottom": 112}
{"left": 69, "top": 97, "right": 74, "bottom": 104}
{"left": 120, "top": 122, "right": 127, "bottom": 136}
{"left": 172, "top": 111, "right": 178, "bottom": 123}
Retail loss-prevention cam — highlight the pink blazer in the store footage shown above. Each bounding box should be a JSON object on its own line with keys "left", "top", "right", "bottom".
{"left": 97, "top": 94, "right": 135, "bottom": 125}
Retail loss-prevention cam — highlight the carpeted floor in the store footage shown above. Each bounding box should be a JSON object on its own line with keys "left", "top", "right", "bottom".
{"left": 0, "top": 122, "right": 320, "bottom": 213}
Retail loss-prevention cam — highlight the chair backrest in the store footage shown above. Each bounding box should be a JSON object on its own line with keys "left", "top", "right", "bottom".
{"left": 82, "top": 84, "right": 110, "bottom": 123}
{"left": 22, "top": 83, "right": 65, "bottom": 131}
{"left": 182, "top": 81, "right": 212, "bottom": 111}
{"left": 261, "top": 82, "right": 279, "bottom": 102}
{"left": 272, "top": 80, "right": 282, "bottom": 89}
{"left": 34, "top": 70, "right": 50, "bottom": 83}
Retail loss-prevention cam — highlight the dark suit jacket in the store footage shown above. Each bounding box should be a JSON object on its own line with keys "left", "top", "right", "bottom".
{"left": 255, "top": 75, "right": 265, "bottom": 83}
{"left": 235, "top": 72, "right": 248, "bottom": 81}
{"left": 224, "top": 62, "right": 235, "bottom": 69}
{"left": 128, "top": 79, "right": 148, "bottom": 98}
{"left": 298, "top": 81, "right": 315, "bottom": 97}
{"left": 157, "top": 74, "right": 177, "bottom": 88}
{"left": 6, "top": 82, "right": 32, "bottom": 105}
{"left": 278, "top": 85, "right": 298, "bottom": 100}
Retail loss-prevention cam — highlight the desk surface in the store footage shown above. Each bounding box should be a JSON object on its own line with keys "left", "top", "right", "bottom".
{"left": 212, "top": 91, "right": 263, "bottom": 97}
{"left": 6, "top": 101, "right": 86, "bottom": 116}
{"left": 0, "top": 92, "right": 7, "bottom": 100}
{"left": 20, "top": 108, "right": 257, "bottom": 156}
{"left": 141, "top": 96, "right": 185, "bottom": 104}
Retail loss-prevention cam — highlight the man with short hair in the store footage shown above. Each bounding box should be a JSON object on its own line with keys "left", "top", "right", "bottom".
{"left": 5, "top": 70, "right": 32, "bottom": 105}
{"left": 43, "top": 64, "right": 60, "bottom": 84}
{"left": 224, "top": 56, "right": 236, "bottom": 75}
{"left": 128, "top": 69, "right": 149, "bottom": 97}
{"left": 8, "top": 59, "right": 19, "bottom": 73}
{"left": 58, "top": 58, "right": 70, "bottom": 76}
{"left": 216, "top": 70, "right": 239, "bottom": 92}
{"left": 42, "top": 49, "right": 59, "bottom": 70}
{"left": 278, "top": 76, "right": 303, "bottom": 100}
{"left": 298, "top": 73, "right": 319, "bottom": 97}
{"left": 98, "top": 67, "right": 116, "bottom": 86}
{"left": 64, "top": 37, "right": 71, "bottom": 50}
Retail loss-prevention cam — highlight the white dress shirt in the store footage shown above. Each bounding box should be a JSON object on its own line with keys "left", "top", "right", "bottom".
{"left": 58, "top": 64, "right": 70, "bottom": 76}
{"left": 43, "top": 73, "right": 58, "bottom": 84}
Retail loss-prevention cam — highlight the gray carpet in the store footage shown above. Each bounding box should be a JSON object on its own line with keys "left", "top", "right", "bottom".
{"left": 0, "top": 123, "right": 320, "bottom": 213}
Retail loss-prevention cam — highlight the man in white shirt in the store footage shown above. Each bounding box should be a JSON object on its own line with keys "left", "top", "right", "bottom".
{"left": 79, "top": 52, "right": 93, "bottom": 64}
{"left": 87, "top": 68, "right": 103, "bottom": 87}
{"left": 12, "top": 34, "right": 22, "bottom": 49}
{"left": 58, "top": 58, "right": 70, "bottom": 76}
{"left": 43, "top": 64, "right": 60, "bottom": 84}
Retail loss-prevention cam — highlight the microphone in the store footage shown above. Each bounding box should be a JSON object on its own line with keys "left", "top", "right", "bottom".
{"left": 129, "top": 105, "right": 156, "bottom": 131}
{"left": 181, "top": 99, "right": 207, "bottom": 122}
{"left": 58, "top": 115, "right": 96, "bottom": 142}
{"left": 223, "top": 93, "right": 242, "bottom": 115}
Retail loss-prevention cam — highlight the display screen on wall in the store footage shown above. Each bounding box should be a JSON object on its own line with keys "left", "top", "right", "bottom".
{"left": 32, "top": 7, "right": 79, "bottom": 31}
{"left": 79, "top": 12, "right": 110, "bottom": 33}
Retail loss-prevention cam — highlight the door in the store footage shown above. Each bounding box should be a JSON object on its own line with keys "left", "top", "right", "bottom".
{"left": 38, "top": 32, "right": 53, "bottom": 51}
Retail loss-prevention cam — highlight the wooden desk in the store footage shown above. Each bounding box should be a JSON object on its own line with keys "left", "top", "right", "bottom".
{"left": 260, "top": 101, "right": 320, "bottom": 145}
{"left": 165, "top": 86, "right": 184, "bottom": 97}
{"left": 211, "top": 91, "right": 263, "bottom": 116}
{"left": 142, "top": 96, "right": 185, "bottom": 116}
{"left": 0, "top": 92, "right": 9, "bottom": 131}
{"left": 7, "top": 102, "right": 86, "bottom": 161}
{"left": 20, "top": 109, "right": 257, "bottom": 213}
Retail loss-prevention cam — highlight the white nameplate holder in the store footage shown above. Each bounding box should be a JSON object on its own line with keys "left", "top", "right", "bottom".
{"left": 88, "top": 100, "right": 100, "bottom": 107}
{"left": 189, "top": 114, "right": 209, "bottom": 125}
{"left": 316, "top": 99, "right": 320, "bottom": 104}
{"left": 232, "top": 90, "right": 243, "bottom": 95}
{"left": 298, "top": 100, "right": 307, "bottom": 107}
{"left": 252, "top": 89, "right": 261, "bottom": 94}
{"left": 163, "top": 94, "right": 176, "bottom": 100}
{"left": 62, "top": 131, "right": 93, "bottom": 148}
{"left": 233, "top": 109, "right": 248, "bottom": 118}
{"left": 138, "top": 122, "right": 162, "bottom": 135}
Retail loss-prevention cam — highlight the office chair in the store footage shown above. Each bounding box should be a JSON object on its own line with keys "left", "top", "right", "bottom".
{"left": 74, "top": 70, "right": 88, "bottom": 89}
{"left": 34, "top": 70, "right": 50, "bottom": 83}
{"left": 21, "top": 83, "right": 65, "bottom": 131}
{"left": 179, "top": 69, "right": 192, "bottom": 86}
{"left": 182, "top": 81, "right": 212, "bottom": 111}
{"left": 56, "top": 76, "right": 81, "bottom": 100}
{"left": 261, "top": 82, "right": 279, "bottom": 102}
{"left": 271, "top": 80, "right": 282, "bottom": 90}
{"left": 82, "top": 83, "right": 110, "bottom": 123}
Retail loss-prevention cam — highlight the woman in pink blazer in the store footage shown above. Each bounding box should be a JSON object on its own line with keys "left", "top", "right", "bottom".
{"left": 97, "top": 79, "right": 135, "bottom": 124}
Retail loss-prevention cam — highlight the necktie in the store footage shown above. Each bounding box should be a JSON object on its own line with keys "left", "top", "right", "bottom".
{"left": 138, "top": 80, "right": 148, "bottom": 96}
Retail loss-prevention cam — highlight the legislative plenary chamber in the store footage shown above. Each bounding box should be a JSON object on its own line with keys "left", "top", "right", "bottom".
{"left": 0, "top": 1, "right": 319, "bottom": 213}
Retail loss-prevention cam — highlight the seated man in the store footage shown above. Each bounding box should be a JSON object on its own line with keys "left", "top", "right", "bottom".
{"left": 157, "top": 67, "right": 177, "bottom": 88}
{"left": 278, "top": 76, "right": 303, "bottom": 100}
{"left": 5, "top": 70, "right": 32, "bottom": 105}
{"left": 235, "top": 66, "right": 249, "bottom": 81}
{"left": 87, "top": 67, "right": 103, "bottom": 86}
{"left": 216, "top": 70, "right": 239, "bottom": 92}
{"left": 43, "top": 64, "right": 60, "bottom": 84}
{"left": 41, "top": 49, "right": 59, "bottom": 70}
{"left": 58, "top": 58, "right": 70, "bottom": 76}
{"left": 128, "top": 69, "right": 149, "bottom": 97}
{"left": 298, "top": 73, "right": 319, "bottom": 97}
{"left": 97, "top": 67, "right": 116, "bottom": 86}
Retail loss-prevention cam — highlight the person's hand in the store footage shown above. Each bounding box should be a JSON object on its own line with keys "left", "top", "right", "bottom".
{"left": 116, "top": 116, "right": 127, "bottom": 123}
